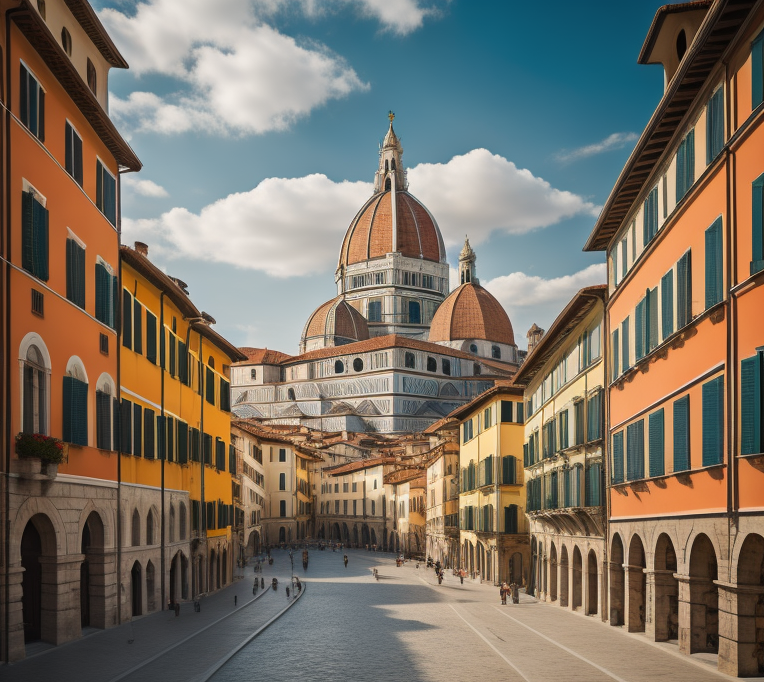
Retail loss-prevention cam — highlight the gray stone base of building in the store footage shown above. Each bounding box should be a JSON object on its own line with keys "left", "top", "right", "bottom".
{"left": 608, "top": 514, "right": 764, "bottom": 677}
{"left": 316, "top": 516, "right": 388, "bottom": 550}
{"left": 459, "top": 530, "right": 529, "bottom": 586}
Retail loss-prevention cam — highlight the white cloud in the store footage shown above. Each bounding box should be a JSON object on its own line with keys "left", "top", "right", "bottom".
{"left": 122, "top": 175, "right": 169, "bottom": 198}
{"left": 122, "top": 149, "right": 599, "bottom": 278}
{"left": 100, "top": 0, "right": 368, "bottom": 136}
{"left": 409, "top": 149, "right": 599, "bottom": 247}
{"left": 556, "top": 132, "right": 639, "bottom": 163}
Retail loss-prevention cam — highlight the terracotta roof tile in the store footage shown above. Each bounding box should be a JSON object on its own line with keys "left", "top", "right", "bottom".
{"left": 429, "top": 283, "right": 515, "bottom": 345}
{"left": 236, "top": 348, "right": 293, "bottom": 365}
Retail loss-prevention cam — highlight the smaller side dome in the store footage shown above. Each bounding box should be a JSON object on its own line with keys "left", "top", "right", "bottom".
{"left": 300, "top": 296, "right": 370, "bottom": 353}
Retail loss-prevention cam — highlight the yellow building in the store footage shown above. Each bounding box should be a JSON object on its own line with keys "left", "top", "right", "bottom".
{"left": 513, "top": 286, "right": 607, "bottom": 619}
{"left": 118, "top": 242, "right": 244, "bottom": 617}
{"left": 453, "top": 384, "right": 528, "bottom": 585}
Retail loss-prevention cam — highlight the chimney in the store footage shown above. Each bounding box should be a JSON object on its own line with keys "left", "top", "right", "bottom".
{"left": 134, "top": 241, "right": 149, "bottom": 257}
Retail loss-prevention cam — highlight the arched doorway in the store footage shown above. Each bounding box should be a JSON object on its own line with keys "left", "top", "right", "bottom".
{"left": 653, "top": 533, "right": 678, "bottom": 642}
{"left": 736, "top": 533, "right": 764, "bottom": 675}
{"left": 362, "top": 525, "right": 370, "bottom": 547}
{"left": 610, "top": 534, "right": 625, "bottom": 625}
{"left": 530, "top": 537, "right": 537, "bottom": 596}
{"left": 279, "top": 527, "right": 286, "bottom": 544}
{"left": 352, "top": 526, "right": 359, "bottom": 547}
{"left": 549, "top": 543, "right": 558, "bottom": 602}
{"left": 21, "top": 521, "right": 43, "bottom": 641}
{"left": 130, "top": 561, "right": 142, "bottom": 617}
{"left": 509, "top": 552, "right": 523, "bottom": 584}
{"left": 80, "top": 522, "right": 91, "bottom": 628}
{"left": 627, "top": 534, "right": 646, "bottom": 632}
{"left": 80, "top": 511, "right": 105, "bottom": 629}
{"left": 687, "top": 534, "right": 718, "bottom": 653}
{"left": 370, "top": 528, "right": 377, "bottom": 547}
{"left": 572, "top": 546, "right": 583, "bottom": 610}
{"left": 587, "top": 550, "right": 598, "bottom": 616}
{"left": 146, "top": 561, "right": 156, "bottom": 612}
{"left": 559, "top": 545, "right": 569, "bottom": 607}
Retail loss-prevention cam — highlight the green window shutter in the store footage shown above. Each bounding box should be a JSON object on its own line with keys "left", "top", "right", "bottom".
{"left": 146, "top": 311, "right": 157, "bottom": 364}
{"left": 122, "top": 289, "right": 132, "bottom": 349}
{"left": 96, "top": 390, "right": 111, "bottom": 450}
{"left": 612, "top": 329, "right": 620, "bottom": 381}
{"left": 220, "top": 378, "right": 230, "bottom": 412}
{"left": 165, "top": 416, "right": 174, "bottom": 462}
{"left": 95, "top": 263, "right": 107, "bottom": 323}
{"left": 133, "top": 300, "right": 143, "bottom": 355}
{"left": 523, "top": 443, "right": 529, "bottom": 468}
{"left": 751, "top": 174, "right": 764, "bottom": 275}
{"left": 706, "top": 88, "right": 724, "bottom": 164}
{"left": 677, "top": 251, "right": 692, "bottom": 328}
{"left": 168, "top": 334, "right": 176, "bottom": 377}
{"left": 110, "top": 274, "right": 118, "bottom": 330}
{"left": 177, "top": 421, "right": 189, "bottom": 464}
{"left": 741, "top": 354, "right": 763, "bottom": 455}
{"left": 702, "top": 376, "right": 725, "bottom": 466}
{"left": 203, "top": 433, "right": 213, "bottom": 465}
{"left": 73, "top": 129, "right": 83, "bottom": 186}
{"left": 62, "top": 376, "right": 88, "bottom": 446}
{"left": 229, "top": 443, "right": 236, "bottom": 474}
{"left": 686, "top": 130, "right": 695, "bottom": 188}
{"left": 144, "top": 408, "right": 155, "bottom": 459}
{"left": 612, "top": 431, "right": 624, "bottom": 483}
{"left": 622, "top": 317, "right": 630, "bottom": 371}
{"left": 648, "top": 409, "right": 665, "bottom": 477}
{"left": 133, "top": 403, "right": 142, "bottom": 457}
{"left": 206, "top": 368, "right": 215, "bottom": 405}
{"left": 676, "top": 138, "right": 686, "bottom": 203}
{"left": 21, "top": 192, "right": 34, "bottom": 275}
{"left": 621, "top": 237, "right": 628, "bottom": 279}
{"left": 705, "top": 217, "right": 723, "bottom": 309}
{"left": 673, "top": 395, "right": 690, "bottom": 472}
{"left": 626, "top": 420, "right": 645, "bottom": 481}
{"left": 178, "top": 341, "right": 188, "bottom": 385}
{"left": 190, "top": 428, "right": 200, "bottom": 462}
{"left": 66, "top": 239, "right": 85, "bottom": 308}
{"left": 20, "top": 64, "right": 28, "bottom": 128}
{"left": 635, "top": 298, "right": 645, "bottom": 360}
{"left": 661, "top": 270, "right": 674, "bottom": 340}
{"left": 65, "top": 122, "right": 73, "bottom": 178}
{"left": 121, "top": 398, "right": 132, "bottom": 454}
{"left": 648, "top": 287, "right": 659, "bottom": 352}
{"left": 156, "top": 415, "right": 165, "bottom": 460}
{"left": 38, "top": 88, "right": 45, "bottom": 142}
{"left": 32, "top": 197, "right": 49, "bottom": 281}
{"left": 752, "top": 29, "right": 763, "bottom": 108}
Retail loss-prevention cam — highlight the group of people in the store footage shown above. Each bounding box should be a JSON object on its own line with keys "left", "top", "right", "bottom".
{"left": 500, "top": 582, "right": 520, "bottom": 605}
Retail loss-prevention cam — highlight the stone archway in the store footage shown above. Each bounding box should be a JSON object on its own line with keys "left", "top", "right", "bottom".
{"left": 653, "top": 533, "right": 678, "bottom": 642}
{"left": 627, "top": 534, "right": 646, "bottom": 632}
{"left": 559, "top": 545, "right": 569, "bottom": 608}
{"left": 130, "top": 561, "right": 142, "bottom": 617}
{"left": 80, "top": 511, "right": 106, "bottom": 629}
{"left": 20, "top": 514, "right": 59, "bottom": 645}
{"left": 572, "top": 546, "right": 583, "bottom": 610}
{"left": 352, "top": 526, "right": 359, "bottom": 547}
{"left": 549, "top": 543, "right": 558, "bottom": 602}
{"left": 362, "top": 524, "right": 371, "bottom": 547}
{"left": 685, "top": 534, "right": 719, "bottom": 654}
{"left": 587, "top": 549, "right": 598, "bottom": 616}
{"left": 610, "top": 534, "right": 625, "bottom": 625}
{"left": 370, "top": 528, "right": 377, "bottom": 547}
{"left": 731, "top": 533, "right": 764, "bottom": 675}
{"left": 146, "top": 561, "right": 156, "bottom": 612}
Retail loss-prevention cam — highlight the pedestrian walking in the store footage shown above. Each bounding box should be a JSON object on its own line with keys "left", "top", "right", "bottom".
{"left": 253, "top": 581, "right": 257, "bottom": 595}
{"left": 500, "top": 582, "right": 507, "bottom": 605}
{"left": 234, "top": 595, "right": 238, "bottom": 606}
{"left": 286, "top": 587, "right": 290, "bottom": 599}
{"left": 344, "top": 554, "right": 348, "bottom": 568}
{"left": 261, "top": 577, "right": 264, "bottom": 589}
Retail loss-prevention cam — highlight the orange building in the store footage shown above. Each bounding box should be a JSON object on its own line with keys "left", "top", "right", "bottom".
{"left": 585, "top": 1, "right": 764, "bottom": 675}
{"left": 0, "top": 0, "right": 140, "bottom": 662}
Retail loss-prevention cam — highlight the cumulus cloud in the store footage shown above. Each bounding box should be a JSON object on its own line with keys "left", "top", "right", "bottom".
{"left": 101, "top": 0, "right": 368, "bottom": 136}
{"left": 122, "top": 149, "right": 599, "bottom": 277}
{"left": 556, "top": 132, "right": 639, "bottom": 163}
{"left": 122, "top": 175, "right": 169, "bottom": 198}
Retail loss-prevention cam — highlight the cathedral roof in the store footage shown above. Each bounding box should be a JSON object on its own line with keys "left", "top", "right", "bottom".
{"left": 338, "top": 190, "right": 445, "bottom": 267}
{"left": 237, "top": 348, "right": 293, "bottom": 365}
{"left": 300, "top": 296, "right": 370, "bottom": 350}
{"left": 428, "top": 282, "right": 515, "bottom": 346}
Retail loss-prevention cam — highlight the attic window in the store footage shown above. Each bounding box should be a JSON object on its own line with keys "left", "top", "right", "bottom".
{"left": 86, "top": 59, "right": 97, "bottom": 94}
{"left": 208, "top": 356, "right": 214, "bottom": 369}
{"left": 492, "top": 345, "right": 501, "bottom": 359}
{"left": 676, "top": 29, "right": 687, "bottom": 61}
{"left": 250, "top": 368, "right": 257, "bottom": 380}
{"left": 37, "top": 0, "right": 46, "bottom": 20}
{"left": 469, "top": 343, "right": 478, "bottom": 354}
{"left": 61, "top": 28, "right": 72, "bottom": 55}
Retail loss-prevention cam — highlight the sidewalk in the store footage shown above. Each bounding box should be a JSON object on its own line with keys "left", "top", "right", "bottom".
{"left": 1, "top": 554, "right": 297, "bottom": 682}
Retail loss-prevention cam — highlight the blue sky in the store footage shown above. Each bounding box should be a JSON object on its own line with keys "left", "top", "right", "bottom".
{"left": 93, "top": 0, "right": 665, "bottom": 355}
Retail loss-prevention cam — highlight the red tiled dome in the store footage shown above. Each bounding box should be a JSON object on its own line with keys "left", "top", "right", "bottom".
{"left": 429, "top": 283, "right": 515, "bottom": 346}
{"left": 300, "top": 296, "right": 370, "bottom": 351}
{"left": 338, "top": 190, "right": 445, "bottom": 267}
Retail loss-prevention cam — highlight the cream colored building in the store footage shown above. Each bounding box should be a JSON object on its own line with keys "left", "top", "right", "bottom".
{"left": 424, "top": 422, "right": 460, "bottom": 567}
{"left": 231, "top": 423, "right": 266, "bottom": 559}
{"left": 514, "top": 286, "right": 607, "bottom": 619}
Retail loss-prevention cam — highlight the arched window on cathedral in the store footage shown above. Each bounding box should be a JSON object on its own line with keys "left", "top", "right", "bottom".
{"left": 404, "top": 352, "right": 415, "bottom": 369}
{"left": 426, "top": 357, "right": 437, "bottom": 373}
{"left": 492, "top": 345, "right": 501, "bottom": 360}
{"left": 385, "top": 178, "right": 391, "bottom": 191}
{"left": 287, "top": 388, "right": 296, "bottom": 401}
{"left": 334, "top": 360, "right": 344, "bottom": 374}
{"left": 469, "top": 343, "right": 478, "bottom": 354}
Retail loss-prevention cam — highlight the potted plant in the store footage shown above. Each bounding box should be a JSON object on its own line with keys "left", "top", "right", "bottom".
{"left": 15, "top": 432, "right": 65, "bottom": 478}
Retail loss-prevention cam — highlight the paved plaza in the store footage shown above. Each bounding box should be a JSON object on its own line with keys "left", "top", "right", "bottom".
{"left": 3, "top": 549, "right": 761, "bottom": 682}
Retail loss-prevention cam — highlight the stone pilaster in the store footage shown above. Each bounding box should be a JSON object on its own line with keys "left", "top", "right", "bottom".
{"left": 625, "top": 564, "right": 646, "bottom": 632}
{"left": 716, "top": 580, "right": 764, "bottom": 677}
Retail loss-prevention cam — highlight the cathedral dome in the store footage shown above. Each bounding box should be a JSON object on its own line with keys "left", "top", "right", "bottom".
{"left": 338, "top": 190, "right": 445, "bottom": 268}
{"left": 300, "top": 296, "right": 370, "bottom": 353}
{"left": 428, "top": 282, "right": 515, "bottom": 346}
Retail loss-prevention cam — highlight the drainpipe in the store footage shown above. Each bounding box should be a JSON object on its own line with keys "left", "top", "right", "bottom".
{"left": 159, "top": 292, "right": 165, "bottom": 610}
{"left": 198, "top": 330, "right": 206, "bottom": 592}
{"left": 494, "top": 401, "right": 500, "bottom": 585}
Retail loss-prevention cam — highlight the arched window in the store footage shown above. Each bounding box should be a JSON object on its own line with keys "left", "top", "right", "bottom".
{"left": 391, "top": 159, "right": 396, "bottom": 170}
{"left": 169, "top": 505, "right": 176, "bottom": 543}
{"left": 469, "top": 343, "right": 478, "bottom": 354}
{"left": 404, "top": 352, "right": 415, "bottom": 369}
{"left": 384, "top": 160, "right": 389, "bottom": 171}
{"left": 676, "top": 29, "right": 687, "bottom": 61}
{"left": 492, "top": 345, "right": 501, "bottom": 359}
{"left": 334, "top": 360, "right": 344, "bottom": 374}
{"left": 21, "top": 342, "right": 49, "bottom": 435}
{"left": 131, "top": 509, "right": 140, "bottom": 546}
{"left": 426, "top": 357, "right": 437, "bottom": 372}
{"left": 61, "top": 27, "right": 72, "bottom": 55}
{"left": 353, "top": 358, "right": 364, "bottom": 372}
{"left": 64, "top": 356, "right": 89, "bottom": 446}
{"left": 146, "top": 509, "right": 154, "bottom": 545}
{"left": 384, "top": 178, "right": 391, "bottom": 191}
{"left": 179, "top": 503, "right": 187, "bottom": 540}
{"left": 95, "top": 373, "right": 116, "bottom": 451}
{"left": 250, "top": 368, "right": 257, "bottom": 380}
{"left": 86, "top": 58, "right": 97, "bottom": 94}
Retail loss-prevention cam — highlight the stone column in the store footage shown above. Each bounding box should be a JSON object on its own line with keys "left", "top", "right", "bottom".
{"left": 646, "top": 569, "right": 677, "bottom": 641}
{"left": 86, "top": 549, "right": 118, "bottom": 629}
{"left": 716, "top": 580, "right": 764, "bottom": 677}
{"left": 624, "top": 564, "right": 646, "bottom": 632}
{"left": 39, "top": 554, "right": 84, "bottom": 645}
{"left": 3, "top": 565, "right": 26, "bottom": 662}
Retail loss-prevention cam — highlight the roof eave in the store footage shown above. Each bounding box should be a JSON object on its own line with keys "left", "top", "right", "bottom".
{"left": 63, "top": 0, "right": 129, "bottom": 68}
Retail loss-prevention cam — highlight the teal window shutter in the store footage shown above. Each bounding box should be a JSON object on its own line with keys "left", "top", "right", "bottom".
{"left": 702, "top": 376, "right": 725, "bottom": 466}
{"left": 156, "top": 415, "right": 166, "bottom": 460}
{"left": 753, "top": 29, "right": 764, "bottom": 109}
{"left": 220, "top": 378, "right": 231, "bottom": 412}
{"left": 133, "top": 300, "right": 143, "bottom": 355}
{"left": 676, "top": 138, "right": 686, "bottom": 203}
{"left": 133, "top": 403, "right": 142, "bottom": 457}
{"left": 648, "top": 409, "right": 665, "bottom": 477}
{"left": 673, "top": 395, "right": 690, "bottom": 472}
{"left": 178, "top": 421, "right": 189, "bottom": 465}
{"left": 621, "top": 237, "right": 628, "bottom": 279}
{"left": 661, "top": 270, "right": 674, "bottom": 340}
{"left": 706, "top": 87, "right": 724, "bottom": 164}
{"left": 612, "top": 329, "right": 620, "bottom": 381}
{"left": 110, "top": 274, "right": 118, "bottom": 330}
{"left": 178, "top": 340, "right": 188, "bottom": 384}
{"left": 626, "top": 420, "right": 645, "bottom": 481}
{"left": 677, "top": 251, "right": 692, "bottom": 328}
{"left": 122, "top": 289, "right": 132, "bottom": 349}
{"left": 96, "top": 390, "right": 111, "bottom": 450}
{"left": 741, "top": 353, "right": 763, "bottom": 455}
{"left": 612, "top": 431, "right": 624, "bottom": 483}
{"left": 206, "top": 367, "right": 215, "bottom": 405}
{"left": 752, "top": 174, "right": 764, "bottom": 275}
{"left": 686, "top": 129, "right": 695, "bottom": 188}
{"left": 635, "top": 298, "right": 645, "bottom": 360}
{"left": 22, "top": 192, "right": 34, "bottom": 275}
{"left": 622, "top": 317, "right": 630, "bottom": 371}
{"left": 168, "top": 334, "right": 176, "bottom": 376}
{"left": 121, "top": 398, "right": 132, "bottom": 454}
{"left": 648, "top": 287, "right": 659, "bottom": 352}
{"left": 146, "top": 311, "right": 157, "bottom": 364}
{"left": 33, "top": 196, "right": 49, "bottom": 281}
{"left": 62, "top": 376, "right": 88, "bottom": 446}
{"left": 705, "top": 217, "right": 723, "bottom": 309}
{"left": 166, "top": 416, "right": 174, "bottom": 462}
{"left": 66, "top": 239, "right": 85, "bottom": 309}
{"left": 144, "top": 408, "right": 155, "bottom": 459}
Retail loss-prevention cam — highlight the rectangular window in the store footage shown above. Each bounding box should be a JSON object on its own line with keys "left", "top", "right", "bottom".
{"left": 64, "top": 122, "right": 83, "bottom": 185}
{"left": 353, "top": 500, "right": 357, "bottom": 516}
{"left": 203, "top": 433, "right": 212, "bottom": 465}
{"left": 661, "top": 269, "right": 674, "bottom": 340}
{"left": 120, "top": 398, "right": 132, "bottom": 454}
{"left": 156, "top": 415, "right": 165, "bottom": 460}
{"left": 516, "top": 402, "right": 524, "bottom": 423}
{"left": 95, "top": 390, "right": 111, "bottom": 450}
{"left": 94, "top": 263, "right": 116, "bottom": 329}
{"left": 31, "top": 288, "right": 44, "bottom": 317}
{"left": 280, "top": 500, "right": 287, "bottom": 518}
{"left": 676, "top": 129, "right": 695, "bottom": 202}
{"left": 178, "top": 341, "right": 189, "bottom": 385}
{"left": 205, "top": 367, "right": 215, "bottom": 405}
{"left": 574, "top": 400, "right": 585, "bottom": 446}
{"left": 65, "top": 238, "right": 85, "bottom": 309}
{"left": 96, "top": 160, "right": 117, "bottom": 226}
{"left": 635, "top": 297, "right": 645, "bottom": 361}
{"left": 754, "top": 28, "right": 764, "bottom": 108}
{"left": 463, "top": 419, "right": 473, "bottom": 443}
{"left": 626, "top": 419, "right": 645, "bottom": 481}
{"left": 483, "top": 407, "right": 491, "bottom": 429}
{"left": 343, "top": 500, "right": 348, "bottom": 515}
{"left": 165, "top": 416, "right": 175, "bottom": 462}
{"left": 753, "top": 173, "right": 764, "bottom": 275}
{"left": 706, "top": 87, "right": 724, "bottom": 164}
{"left": 559, "top": 409, "right": 569, "bottom": 450}
{"left": 20, "top": 64, "right": 44, "bottom": 140}
{"left": 741, "top": 351, "right": 764, "bottom": 455}
{"left": 167, "top": 332, "right": 176, "bottom": 377}
{"left": 611, "top": 431, "right": 624, "bottom": 483}
{"left": 673, "top": 395, "right": 690, "bottom": 472}
{"left": 587, "top": 391, "right": 602, "bottom": 441}
{"left": 702, "top": 376, "right": 724, "bottom": 466}
{"left": 621, "top": 237, "right": 628, "bottom": 280}
{"left": 611, "top": 328, "right": 620, "bottom": 381}
{"left": 279, "top": 448, "right": 287, "bottom": 462}
{"left": 642, "top": 186, "right": 659, "bottom": 246}
{"left": 146, "top": 311, "right": 157, "bottom": 364}
{"left": 190, "top": 428, "right": 200, "bottom": 462}
{"left": 215, "top": 437, "right": 225, "bottom": 470}
{"left": 62, "top": 376, "right": 88, "bottom": 446}
{"left": 21, "top": 190, "right": 49, "bottom": 281}
{"left": 279, "top": 472, "right": 286, "bottom": 490}
{"left": 500, "top": 400, "right": 513, "bottom": 423}
{"left": 622, "top": 317, "right": 630, "bottom": 372}
{"left": 705, "top": 217, "right": 723, "bottom": 309}
{"left": 647, "top": 286, "right": 659, "bottom": 353}
{"left": 677, "top": 250, "right": 692, "bottom": 328}
{"left": 368, "top": 299, "right": 382, "bottom": 322}
{"left": 648, "top": 408, "right": 665, "bottom": 477}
